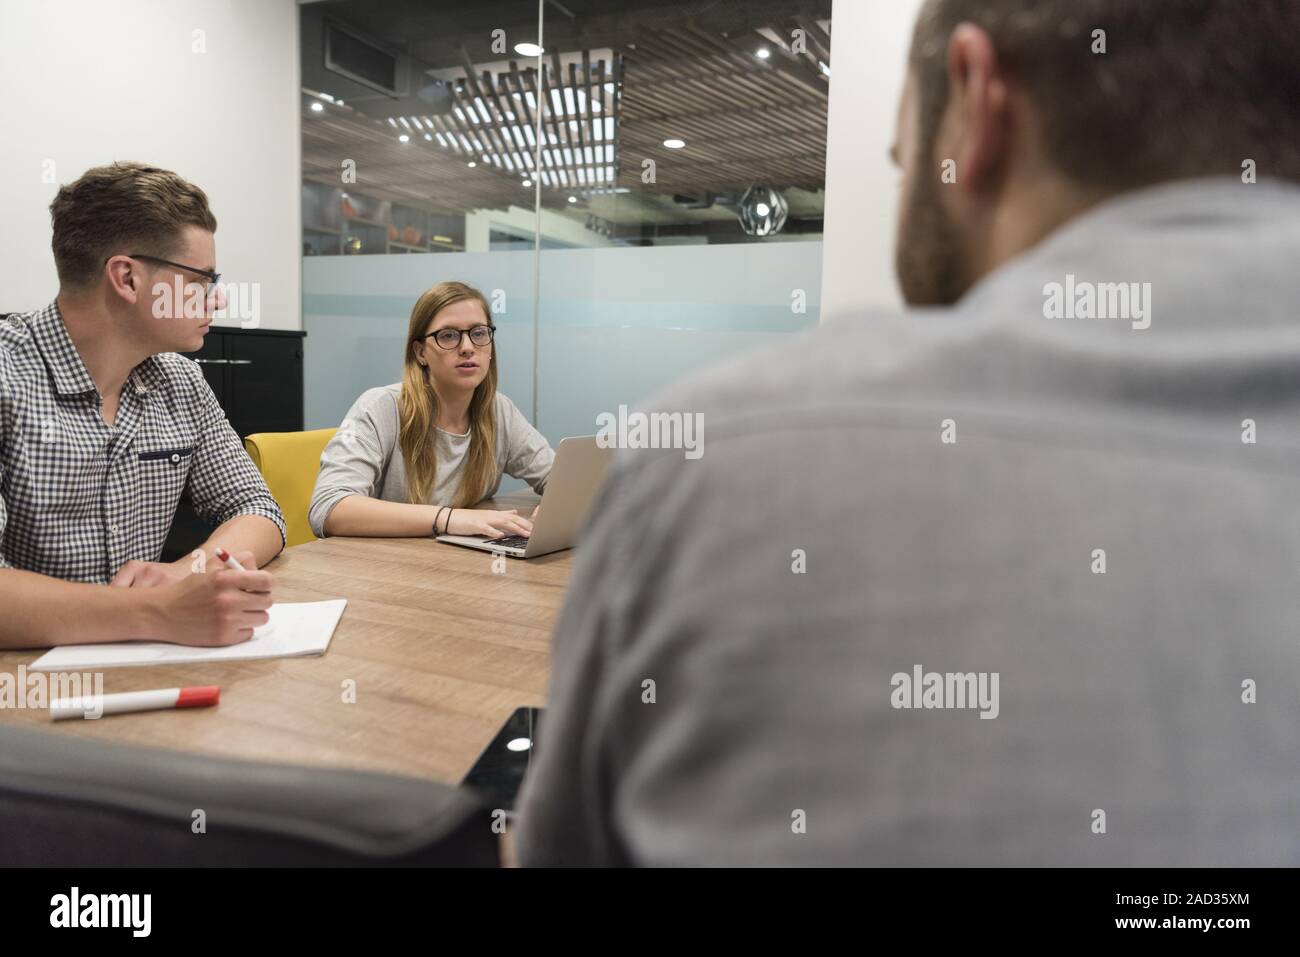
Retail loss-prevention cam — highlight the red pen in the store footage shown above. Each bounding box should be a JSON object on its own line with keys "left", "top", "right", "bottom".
{"left": 51, "top": 686, "right": 220, "bottom": 721}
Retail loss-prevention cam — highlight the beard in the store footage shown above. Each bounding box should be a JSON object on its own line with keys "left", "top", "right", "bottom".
{"left": 894, "top": 154, "right": 971, "bottom": 306}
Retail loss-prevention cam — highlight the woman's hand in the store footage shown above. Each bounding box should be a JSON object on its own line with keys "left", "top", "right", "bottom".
{"left": 446, "top": 508, "right": 534, "bottom": 539}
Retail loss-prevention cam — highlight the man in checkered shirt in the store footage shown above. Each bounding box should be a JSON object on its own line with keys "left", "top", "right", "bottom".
{"left": 0, "top": 163, "right": 285, "bottom": 649}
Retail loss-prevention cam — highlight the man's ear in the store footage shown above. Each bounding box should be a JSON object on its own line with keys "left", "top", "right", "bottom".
{"left": 104, "top": 255, "right": 143, "bottom": 305}
{"left": 944, "top": 24, "right": 1010, "bottom": 193}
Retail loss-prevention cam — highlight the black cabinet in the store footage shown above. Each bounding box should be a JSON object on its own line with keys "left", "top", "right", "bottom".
{"left": 190, "top": 327, "right": 304, "bottom": 438}
{"left": 161, "top": 326, "right": 306, "bottom": 560}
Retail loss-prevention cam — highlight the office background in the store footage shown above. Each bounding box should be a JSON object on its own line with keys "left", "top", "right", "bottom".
{"left": 0, "top": 0, "right": 925, "bottom": 489}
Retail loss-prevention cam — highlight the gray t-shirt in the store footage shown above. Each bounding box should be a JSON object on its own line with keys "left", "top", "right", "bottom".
{"left": 515, "top": 178, "right": 1300, "bottom": 866}
{"left": 308, "top": 384, "right": 554, "bottom": 537}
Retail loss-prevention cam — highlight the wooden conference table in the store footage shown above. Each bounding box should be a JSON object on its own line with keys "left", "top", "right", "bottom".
{"left": 0, "top": 492, "right": 567, "bottom": 786}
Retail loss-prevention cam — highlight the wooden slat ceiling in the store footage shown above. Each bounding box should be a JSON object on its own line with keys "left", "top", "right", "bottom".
{"left": 302, "top": 13, "right": 829, "bottom": 221}
{"left": 616, "top": 22, "right": 829, "bottom": 196}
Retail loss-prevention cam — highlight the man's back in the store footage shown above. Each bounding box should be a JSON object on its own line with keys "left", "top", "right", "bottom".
{"left": 516, "top": 178, "right": 1300, "bottom": 865}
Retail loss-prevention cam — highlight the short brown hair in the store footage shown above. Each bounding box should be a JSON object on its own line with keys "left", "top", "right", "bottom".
{"left": 910, "top": 0, "right": 1300, "bottom": 190}
{"left": 49, "top": 162, "right": 218, "bottom": 288}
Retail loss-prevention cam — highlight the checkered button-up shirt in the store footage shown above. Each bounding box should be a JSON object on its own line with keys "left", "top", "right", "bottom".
{"left": 0, "top": 301, "right": 286, "bottom": 583}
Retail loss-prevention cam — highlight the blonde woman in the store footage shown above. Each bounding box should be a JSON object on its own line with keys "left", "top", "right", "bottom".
{"left": 309, "top": 281, "right": 553, "bottom": 539}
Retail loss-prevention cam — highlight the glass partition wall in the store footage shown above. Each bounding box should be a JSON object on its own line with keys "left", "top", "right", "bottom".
{"left": 300, "top": 0, "right": 831, "bottom": 486}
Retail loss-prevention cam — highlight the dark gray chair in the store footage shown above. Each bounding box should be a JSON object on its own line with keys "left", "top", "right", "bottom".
{"left": 0, "top": 726, "right": 497, "bottom": 866}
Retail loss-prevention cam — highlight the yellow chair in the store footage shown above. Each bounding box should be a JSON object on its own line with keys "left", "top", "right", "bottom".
{"left": 244, "top": 428, "right": 337, "bottom": 548}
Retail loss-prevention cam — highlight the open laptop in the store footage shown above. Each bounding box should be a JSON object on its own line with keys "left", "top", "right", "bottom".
{"left": 436, "top": 435, "right": 612, "bottom": 559}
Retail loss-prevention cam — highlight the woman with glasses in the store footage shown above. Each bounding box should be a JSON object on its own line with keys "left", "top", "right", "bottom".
{"left": 309, "top": 281, "right": 554, "bottom": 540}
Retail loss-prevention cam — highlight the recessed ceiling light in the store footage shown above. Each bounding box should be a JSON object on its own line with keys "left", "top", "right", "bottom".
{"left": 424, "top": 133, "right": 432, "bottom": 140}
{"left": 467, "top": 161, "right": 477, "bottom": 168}
{"left": 663, "top": 138, "right": 685, "bottom": 149}
{"left": 756, "top": 47, "right": 770, "bottom": 59}
{"left": 310, "top": 102, "right": 324, "bottom": 112}
{"left": 522, "top": 179, "right": 532, "bottom": 187}
{"left": 567, "top": 196, "right": 577, "bottom": 203}
{"left": 398, "top": 134, "right": 410, "bottom": 143}
{"left": 514, "top": 42, "right": 544, "bottom": 57}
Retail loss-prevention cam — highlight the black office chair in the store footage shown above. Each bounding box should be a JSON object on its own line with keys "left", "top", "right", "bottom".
{"left": 0, "top": 726, "right": 498, "bottom": 866}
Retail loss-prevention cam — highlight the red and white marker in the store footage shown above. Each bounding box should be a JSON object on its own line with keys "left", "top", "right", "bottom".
{"left": 50, "top": 686, "right": 220, "bottom": 721}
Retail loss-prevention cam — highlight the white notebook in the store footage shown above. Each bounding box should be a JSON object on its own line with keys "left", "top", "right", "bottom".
{"left": 30, "top": 599, "right": 348, "bottom": 671}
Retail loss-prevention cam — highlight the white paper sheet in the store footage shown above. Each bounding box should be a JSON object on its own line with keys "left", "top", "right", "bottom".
{"left": 29, "top": 599, "right": 348, "bottom": 671}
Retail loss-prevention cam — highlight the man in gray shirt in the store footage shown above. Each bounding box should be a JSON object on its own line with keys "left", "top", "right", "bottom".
{"left": 515, "top": 0, "right": 1300, "bottom": 865}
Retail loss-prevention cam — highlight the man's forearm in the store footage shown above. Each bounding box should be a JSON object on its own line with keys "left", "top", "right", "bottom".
{"left": 197, "top": 514, "right": 284, "bottom": 568}
{"left": 0, "top": 568, "right": 160, "bottom": 650}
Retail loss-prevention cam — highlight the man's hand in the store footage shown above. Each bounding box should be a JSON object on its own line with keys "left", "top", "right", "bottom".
{"left": 111, "top": 549, "right": 256, "bottom": 588}
{"left": 140, "top": 564, "right": 275, "bottom": 647}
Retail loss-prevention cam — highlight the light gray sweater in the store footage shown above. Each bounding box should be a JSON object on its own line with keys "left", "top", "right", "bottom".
{"left": 516, "top": 178, "right": 1300, "bottom": 866}
{"left": 308, "top": 384, "right": 554, "bottom": 538}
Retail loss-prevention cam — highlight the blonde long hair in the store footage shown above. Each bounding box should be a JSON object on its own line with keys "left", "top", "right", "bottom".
{"left": 398, "top": 281, "right": 499, "bottom": 507}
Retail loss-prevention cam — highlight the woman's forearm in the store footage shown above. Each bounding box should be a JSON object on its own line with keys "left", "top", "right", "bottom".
{"left": 323, "top": 494, "right": 443, "bottom": 537}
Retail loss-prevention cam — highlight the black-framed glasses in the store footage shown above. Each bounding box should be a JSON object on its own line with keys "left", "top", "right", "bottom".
{"left": 123, "top": 253, "right": 221, "bottom": 292}
{"left": 421, "top": 324, "right": 495, "bottom": 350}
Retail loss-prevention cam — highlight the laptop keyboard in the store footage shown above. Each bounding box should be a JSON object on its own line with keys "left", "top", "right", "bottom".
{"left": 485, "top": 535, "right": 529, "bottom": 549}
